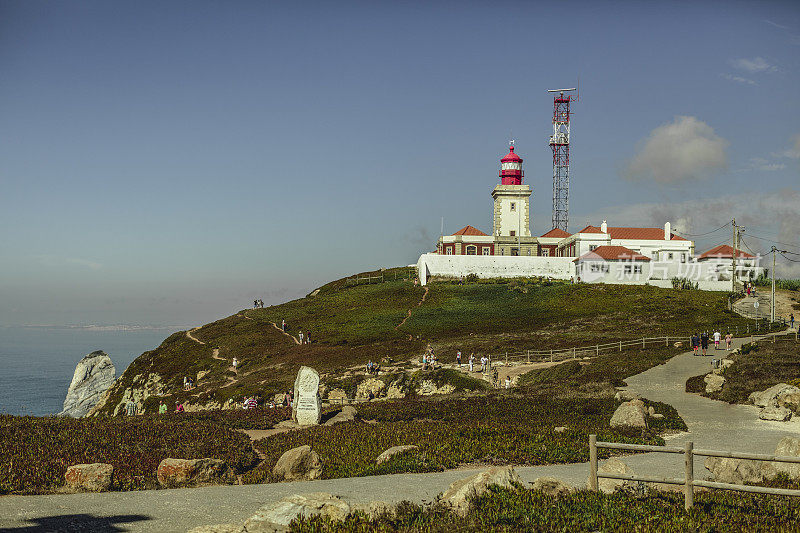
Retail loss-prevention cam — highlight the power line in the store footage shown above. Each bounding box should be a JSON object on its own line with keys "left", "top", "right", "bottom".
{"left": 673, "top": 222, "right": 731, "bottom": 238}
{"left": 745, "top": 232, "right": 800, "bottom": 251}
{"left": 780, "top": 252, "right": 800, "bottom": 263}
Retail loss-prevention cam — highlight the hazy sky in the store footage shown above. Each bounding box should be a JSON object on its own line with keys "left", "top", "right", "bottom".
{"left": 2, "top": 1, "right": 799, "bottom": 327}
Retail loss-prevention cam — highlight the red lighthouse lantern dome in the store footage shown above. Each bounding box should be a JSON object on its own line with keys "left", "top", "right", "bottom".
{"left": 500, "top": 145, "right": 523, "bottom": 185}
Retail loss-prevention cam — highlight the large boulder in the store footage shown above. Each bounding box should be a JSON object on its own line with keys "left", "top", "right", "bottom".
{"left": 273, "top": 445, "right": 323, "bottom": 481}
{"left": 64, "top": 463, "right": 113, "bottom": 492}
{"left": 59, "top": 351, "right": 116, "bottom": 418}
{"left": 609, "top": 402, "right": 648, "bottom": 429}
{"left": 704, "top": 374, "right": 726, "bottom": 394}
{"left": 438, "top": 466, "right": 521, "bottom": 516}
{"left": 156, "top": 458, "right": 235, "bottom": 488}
{"left": 748, "top": 384, "right": 800, "bottom": 408}
{"left": 327, "top": 388, "right": 347, "bottom": 401}
{"left": 243, "top": 492, "right": 350, "bottom": 532}
{"left": 771, "top": 437, "right": 800, "bottom": 480}
{"left": 376, "top": 445, "right": 418, "bottom": 465}
{"left": 595, "top": 457, "right": 636, "bottom": 494}
{"left": 778, "top": 392, "right": 800, "bottom": 414}
{"left": 323, "top": 405, "right": 357, "bottom": 426}
{"left": 759, "top": 406, "right": 792, "bottom": 421}
{"left": 614, "top": 390, "right": 639, "bottom": 402}
{"left": 531, "top": 476, "right": 573, "bottom": 496}
{"left": 356, "top": 378, "right": 386, "bottom": 399}
{"left": 704, "top": 456, "right": 765, "bottom": 485}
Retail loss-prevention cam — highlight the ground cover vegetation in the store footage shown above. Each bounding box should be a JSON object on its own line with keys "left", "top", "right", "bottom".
{"left": 244, "top": 394, "right": 686, "bottom": 484}
{"left": 293, "top": 483, "right": 800, "bottom": 532}
{"left": 96, "top": 272, "right": 761, "bottom": 416}
{"left": 687, "top": 338, "right": 800, "bottom": 403}
{"left": 0, "top": 414, "right": 260, "bottom": 494}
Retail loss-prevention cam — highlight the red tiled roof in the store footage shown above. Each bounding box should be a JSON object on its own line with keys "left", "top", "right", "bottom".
{"left": 606, "top": 227, "right": 687, "bottom": 241}
{"left": 577, "top": 225, "right": 604, "bottom": 234}
{"left": 541, "top": 228, "right": 571, "bottom": 238}
{"left": 573, "top": 245, "right": 651, "bottom": 262}
{"left": 697, "top": 244, "right": 755, "bottom": 260}
{"left": 452, "top": 225, "right": 488, "bottom": 236}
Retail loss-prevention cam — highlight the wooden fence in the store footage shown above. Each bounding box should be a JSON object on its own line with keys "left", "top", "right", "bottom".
{"left": 345, "top": 267, "right": 416, "bottom": 287}
{"left": 589, "top": 435, "right": 800, "bottom": 509}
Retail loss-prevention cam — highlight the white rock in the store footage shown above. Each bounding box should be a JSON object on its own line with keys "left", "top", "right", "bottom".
{"left": 595, "top": 457, "right": 636, "bottom": 494}
{"left": 439, "top": 466, "right": 521, "bottom": 516}
{"left": 323, "top": 406, "right": 357, "bottom": 426}
{"left": 110, "top": 372, "right": 168, "bottom": 417}
{"left": 243, "top": 492, "right": 349, "bottom": 532}
{"left": 375, "top": 445, "right": 418, "bottom": 465}
{"left": 272, "top": 445, "right": 323, "bottom": 482}
{"left": 749, "top": 384, "right": 800, "bottom": 408}
{"left": 609, "top": 402, "right": 648, "bottom": 429}
{"left": 704, "top": 374, "right": 725, "bottom": 394}
{"left": 705, "top": 456, "right": 765, "bottom": 485}
{"left": 59, "top": 351, "right": 116, "bottom": 418}
{"left": 415, "top": 380, "right": 455, "bottom": 396}
{"left": 531, "top": 476, "right": 572, "bottom": 496}
{"left": 356, "top": 378, "right": 386, "bottom": 399}
{"left": 759, "top": 406, "right": 792, "bottom": 421}
{"left": 614, "top": 390, "right": 639, "bottom": 402}
{"left": 771, "top": 437, "right": 800, "bottom": 480}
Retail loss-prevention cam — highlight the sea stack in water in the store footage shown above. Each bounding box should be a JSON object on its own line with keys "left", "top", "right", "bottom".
{"left": 292, "top": 366, "right": 322, "bottom": 426}
{"left": 60, "top": 351, "right": 116, "bottom": 418}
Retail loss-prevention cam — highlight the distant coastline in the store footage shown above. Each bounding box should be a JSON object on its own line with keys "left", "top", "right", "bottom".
{"left": 15, "top": 324, "right": 188, "bottom": 332}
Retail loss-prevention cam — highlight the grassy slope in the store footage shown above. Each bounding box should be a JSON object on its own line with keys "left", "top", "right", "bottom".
{"left": 98, "top": 274, "right": 758, "bottom": 415}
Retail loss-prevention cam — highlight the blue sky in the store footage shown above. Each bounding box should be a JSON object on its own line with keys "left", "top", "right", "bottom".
{"left": 1, "top": 0, "right": 799, "bottom": 327}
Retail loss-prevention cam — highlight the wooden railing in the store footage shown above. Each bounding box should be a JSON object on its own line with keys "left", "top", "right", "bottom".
{"left": 589, "top": 435, "right": 800, "bottom": 509}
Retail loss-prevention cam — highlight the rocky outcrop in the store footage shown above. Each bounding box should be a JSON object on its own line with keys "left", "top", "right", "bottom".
{"left": 111, "top": 372, "right": 169, "bottom": 416}
{"left": 748, "top": 384, "right": 800, "bottom": 408}
{"left": 156, "top": 458, "right": 235, "bottom": 488}
{"left": 385, "top": 380, "right": 406, "bottom": 399}
{"left": 415, "top": 380, "right": 455, "bottom": 396}
{"left": 355, "top": 378, "right": 386, "bottom": 399}
{"left": 376, "top": 445, "right": 418, "bottom": 465}
{"left": 243, "top": 493, "right": 350, "bottom": 532}
{"left": 778, "top": 392, "right": 800, "bottom": 413}
{"left": 327, "top": 388, "right": 347, "bottom": 401}
{"left": 59, "top": 351, "right": 116, "bottom": 418}
{"left": 704, "top": 374, "right": 725, "bottom": 394}
{"left": 531, "top": 476, "right": 573, "bottom": 496}
{"left": 64, "top": 463, "right": 114, "bottom": 492}
{"left": 704, "top": 456, "right": 765, "bottom": 485}
{"left": 596, "top": 457, "right": 636, "bottom": 494}
{"left": 439, "top": 466, "right": 521, "bottom": 516}
{"left": 609, "top": 401, "right": 648, "bottom": 429}
{"left": 324, "top": 406, "right": 357, "bottom": 426}
{"left": 759, "top": 406, "right": 792, "bottom": 421}
{"left": 273, "top": 445, "right": 323, "bottom": 481}
{"left": 771, "top": 437, "right": 800, "bottom": 479}
{"left": 614, "top": 390, "right": 639, "bottom": 402}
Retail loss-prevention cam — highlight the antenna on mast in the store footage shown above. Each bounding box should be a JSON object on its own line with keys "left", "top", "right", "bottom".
{"left": 547, "top": 86, "right": 578, "bottom": 232}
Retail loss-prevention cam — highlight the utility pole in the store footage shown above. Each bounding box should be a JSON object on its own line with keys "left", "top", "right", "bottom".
{"left": 771, "top": 246, "right": 777, "bottom": 322}
{"left": 731, "top": 219, "right": 737, "bottom": 292}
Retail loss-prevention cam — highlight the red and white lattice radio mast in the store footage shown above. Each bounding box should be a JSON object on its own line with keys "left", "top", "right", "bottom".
{"left": 547, "top": 87, "right": 578, "bottom": 232}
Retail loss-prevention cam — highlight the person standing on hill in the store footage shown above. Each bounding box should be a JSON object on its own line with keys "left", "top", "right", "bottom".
{"left": 701, "top": 332, "right": 710, "bottom": 356}
{"left": 125, "top": 401, "right": 136, "bottom": 416}
{"left": 469, "top": 353, "right": 474, "bottom": 372}
{"left": 725, "top": 332, "right": 733, "bottom": 350}
{"left": 281, "top": 319, "right": 286, "bottom": 332}
{"left": 791, "top": 314, "right": 795, "bottom": 330}
{"left": 232, "top": 357, "right": 239, "bottom": 374}
{"left": 691, "top": 334, "right": 700, "bottom": 355}
{"left": 505, "top": 376, "right": 511, "bottom": 389}
{"left": 713, "top": 330, "right": 721, "bottom": 350}
{"left": 158, "top": 400, "right": 167, "bottom": 414}
{"left": 298, "top": 331, "right": 304, "bottom": 344}
{"left": 175, "top": 401, "right": 184, "bottom": 413}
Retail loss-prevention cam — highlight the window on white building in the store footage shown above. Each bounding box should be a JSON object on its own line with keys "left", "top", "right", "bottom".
{"left": 624, "top": 265, "right": 632, "bottom": 274}
{"left": 482, "top": 247, "right": 491, "bottom": 255}
{"left": 510, "top": 230, "right": 516, "bottom": 237}
{"left": 681, "top": 253, "right": 686, "bottom": 262}
{"left": 668, "top": 253, "right": 673, "bottom": 260}
{"left": 589, "top": 245, "right": 598, "bottom": 252}
{"left": 634, "top": 265, "right": 642, "bottom": 274}
{"left": 446, "top": 248, "right": 453, "bottom": 255}
{"left": 466, "top": 245, "right": 477, "bottom": 255}
{"left": 510, "top": 202, "right": 516, "bottom": 211}
{"left": 542, "top": 248, "right": 549, "bottom": 256}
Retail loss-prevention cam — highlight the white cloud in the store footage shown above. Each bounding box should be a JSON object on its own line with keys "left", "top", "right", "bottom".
{"left": 764, "top": 20, "right": 790, "bottom": 30}
{"left": 624, "top": 116, "right": 728, "bottom": 184}
{"left": 721, "top": 73, "right": 757, "bottom": 85}
{"left": 738, "top": 157, "right": 787, "bottom": 172}
{"left": 730, "top": 57, "right": 778, "bottom": 73}
{"left": 34, "top": 255, "right": 103, "bottom": 271}
{"left": 785, "top": 134, "right": 800, "bottom": 159}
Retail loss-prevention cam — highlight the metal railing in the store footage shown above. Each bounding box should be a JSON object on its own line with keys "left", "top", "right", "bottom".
{"left": 589, "top": 435, "right": 800, "bottom": 509}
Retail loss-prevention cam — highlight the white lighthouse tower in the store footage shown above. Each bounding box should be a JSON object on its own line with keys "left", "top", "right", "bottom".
{"left": 492, "top": 143, "right": 534, "bottom": 256}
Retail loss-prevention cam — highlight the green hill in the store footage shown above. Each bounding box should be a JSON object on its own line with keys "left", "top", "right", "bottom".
{"left": 93, "top": 271, "right": 757, "bottom": 416}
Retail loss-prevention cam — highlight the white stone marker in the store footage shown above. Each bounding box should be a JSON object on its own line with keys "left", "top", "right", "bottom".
{"left": 292, "top": 366, "right": 322, "bottom": 426}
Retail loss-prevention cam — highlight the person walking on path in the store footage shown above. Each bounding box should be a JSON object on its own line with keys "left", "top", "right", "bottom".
{"left": 232, "top": 357, "right": 239, "bottom": 374}
{"left": 298, "top": 331, "right": 304, "bottom": 344}
{"left": 725, "top": 332, "right": 733, "bottom": 350}
{"left": 281, "top": 319, "right": 286, "bottom": 332}
{"left": 791, "top": 314, "right": 795, "bottom": 330}
{"left": 504, "top": 376, "right": 511, "bottom": 389}
{"left": 713, "top": 330, "right": 721, "bottom": 350}
{"left": 158, "top": 400, "right": 167, "bottom": 414}
{"left": 125, "top": 401, "right": 137, "bottom": 416}
{"left": 469, "top": 353, "right": 474, "bottom": 372}
{"left": 701, "top": 331, "right": 710, "bottom": 356}
{"left": 456, "top": 350, "right": 462, "bottom": 366}
{"left": 480, "top": 356, "right": 487, "bottom": 373}
{"left": 691, "top": 334, "right": 700, "bottom": 355}
{"left": 305, "top": 331, "right": 311, "bottom": 344}
{"left": 174, "top": 401, "right": 184, "bottom": 413}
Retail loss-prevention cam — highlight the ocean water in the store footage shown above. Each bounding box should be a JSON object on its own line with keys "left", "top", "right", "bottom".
{"left": 0, "top": 326, "right": 174, "bottom": 417}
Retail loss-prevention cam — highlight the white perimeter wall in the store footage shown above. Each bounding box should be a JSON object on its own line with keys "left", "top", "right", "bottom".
{"left": 417, "top": 253, "right": 574, "bottom": 285}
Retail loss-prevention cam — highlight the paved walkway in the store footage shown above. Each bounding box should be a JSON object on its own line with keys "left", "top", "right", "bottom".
{"left": 2, "top": 334, "right": 798, "bottom": 532}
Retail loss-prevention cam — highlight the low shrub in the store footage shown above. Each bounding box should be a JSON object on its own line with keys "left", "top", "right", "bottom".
{"left": 686, "top": 374, "right": 707, "bottom": 394}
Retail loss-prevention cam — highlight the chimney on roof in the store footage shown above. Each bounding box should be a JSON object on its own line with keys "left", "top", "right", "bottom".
{"left": 600, "top": 220, "right": 607, "bottom": 233}
{"left": 664, "top": 222, "right": 671, "bottom": 240}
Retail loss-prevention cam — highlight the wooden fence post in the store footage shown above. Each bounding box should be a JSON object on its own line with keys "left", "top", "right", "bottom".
{"left": 505, "top": 352, "right": 508, "bottom": 367}
{"left": 589, "top": 434, "right": 598, "bottom": 491}
{"left": 573, "top": 347, "right": 576, "bottom": 359}
{"left": 527, "top": 350, "right": 530, "bottom": 364}
{"left": 550, "top": 349, "right": 553, "bottom": 362}
{"left": 596, "top": 344, "right": 599, "bottom": 356}
{"left": 642, "top": 337, "right": 645, "bottom": 349}
{"left": 685, "top": 441, "right": 694, "bottom": 510}
{"left": 619, "top": 341, "right": 622, "bottom": 352}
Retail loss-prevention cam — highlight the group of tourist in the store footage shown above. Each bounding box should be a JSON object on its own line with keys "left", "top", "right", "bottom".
{"left": 421, "top": 347, "right": 438, "bottom": 370}
{"left": 365, "top": 360, "right": 381, "bottom": 375}
{"left": 691, "top": 330, "right": 733, "bottom": 355}
{"left": 280, "top": 319, "right": 312, "bottom": 344}
{"left": 253, "top": 299, "right": 264, "bottom": 308}
{"left": 183, "top": 376, "right": 194, "bottom": 390}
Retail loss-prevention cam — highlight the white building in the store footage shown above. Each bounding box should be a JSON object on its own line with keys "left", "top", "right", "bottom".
{"left": 556, "top": 221, "right": 693, "bottom": 262}
{"left": 573, "top": 245, "right": 652, "bottom": 284}
{"left": 695, "top": 244, "right": 765, "bottom": 280}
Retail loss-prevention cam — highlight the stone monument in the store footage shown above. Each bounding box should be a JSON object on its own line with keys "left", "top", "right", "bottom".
{"left": 292, "top": 366, "right": 322, "bottom": 426}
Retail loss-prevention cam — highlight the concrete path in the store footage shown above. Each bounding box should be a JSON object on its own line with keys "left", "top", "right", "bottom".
{"left": 2, "top": 334, "right": 797, "bottom": 532}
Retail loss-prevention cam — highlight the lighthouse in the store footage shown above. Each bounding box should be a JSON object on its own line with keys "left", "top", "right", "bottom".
{"left": 492, "top": 144, "right": 534, "bottom": 255}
